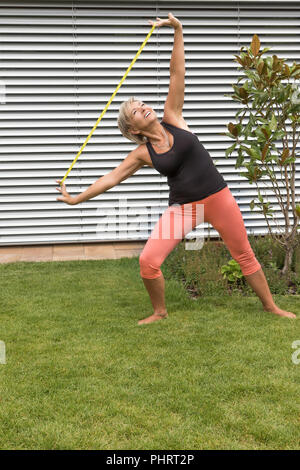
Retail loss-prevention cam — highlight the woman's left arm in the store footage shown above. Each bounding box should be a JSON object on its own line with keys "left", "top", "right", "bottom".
{"left": 149, "top": 13, "right": 185, "bottom": 117}
{"left": 149, "top": 13, "right": 184, "bottom": 75}
{"left": 169, "top": 22, "right": 185, "bottom": 76}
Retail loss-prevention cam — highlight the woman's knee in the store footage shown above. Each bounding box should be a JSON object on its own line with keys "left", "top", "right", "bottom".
{"left": 233, "top": 247, "right": 261, "bottom": 276}
{"left": 139, "top": 252, "right": 162, "bottom": 279}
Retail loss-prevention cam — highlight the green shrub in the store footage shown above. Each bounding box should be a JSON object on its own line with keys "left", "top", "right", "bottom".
{"left": 163, "top": 232, "right": 300, "bottom": 297}
{"left": 221, "top": 259, "right": 243, "bottom": 283}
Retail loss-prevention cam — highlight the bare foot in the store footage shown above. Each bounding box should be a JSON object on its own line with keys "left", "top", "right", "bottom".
{"left": 263, "top": 305, "right": 296, "bottom": 319}
{"left": 138, "top": 312, "right": 168, "bottom": 325}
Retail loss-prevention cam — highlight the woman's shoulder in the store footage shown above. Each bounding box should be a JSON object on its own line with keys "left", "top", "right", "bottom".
{"left": 161, "top": 112, "right": 192, "bottom": 133}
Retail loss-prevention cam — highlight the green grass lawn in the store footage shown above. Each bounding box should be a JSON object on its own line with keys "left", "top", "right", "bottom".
{"left": 0, "top": 257, "right": 299, "bottom": 450}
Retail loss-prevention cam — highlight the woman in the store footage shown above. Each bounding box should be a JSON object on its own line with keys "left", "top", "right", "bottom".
{"left": 56, "top": 13, "right": 296, "bottom": 323}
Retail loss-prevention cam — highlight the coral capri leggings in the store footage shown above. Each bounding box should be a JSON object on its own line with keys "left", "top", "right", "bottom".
{"left": 139, "top": 185, "right": 261, "bottom": 279}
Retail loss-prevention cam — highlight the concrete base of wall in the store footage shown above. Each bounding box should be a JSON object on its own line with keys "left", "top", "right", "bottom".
{"left": 0, "top": 241, "right": 147, "bottom": 264}
{"left": 0, "top": 239, "right": 224, "bottom": 264}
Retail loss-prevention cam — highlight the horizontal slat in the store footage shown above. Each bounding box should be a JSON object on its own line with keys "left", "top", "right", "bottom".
{"left": 1, "top": 37, "right": 300, "bottom": 46}
{"left": 1, "top": 1, "right": 300, "bottom": 6}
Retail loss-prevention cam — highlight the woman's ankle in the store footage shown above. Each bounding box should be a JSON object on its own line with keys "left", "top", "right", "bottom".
{"left": 154, "top": 310, "right": 168, "bottom": 316}
{"left": 263, "top": 302, "right": 277, "bottom": 310}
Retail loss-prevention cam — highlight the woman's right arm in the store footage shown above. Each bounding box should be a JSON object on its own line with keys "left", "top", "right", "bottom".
{"left": 72, "top": 172, "right": 116, "bottom": 205}
{"left": 57, "top": 147, "right": 145, "bottom": 205}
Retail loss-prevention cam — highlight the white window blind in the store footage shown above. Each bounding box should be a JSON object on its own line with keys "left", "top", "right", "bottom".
{"left": 0, "top": 0, "right": 299, "bottom": 246}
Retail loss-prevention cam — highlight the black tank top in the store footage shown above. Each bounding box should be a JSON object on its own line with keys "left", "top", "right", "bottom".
{"left": 146, "top": 120, "right": 227, "bottom": 206}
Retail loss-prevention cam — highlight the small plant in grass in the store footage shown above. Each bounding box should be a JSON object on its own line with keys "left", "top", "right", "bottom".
{"left": 221, "top": 259, "right": 243, "bottom": 282}
{"left": 267, "top": 260, "right": 278, "bottom": 271}
{"left": 220, "top": 259, "right": 245, "bottom": 294}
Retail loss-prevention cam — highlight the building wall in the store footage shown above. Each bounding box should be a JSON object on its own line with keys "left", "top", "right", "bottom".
{"left": 0, "top": 0, "right": 299, "bottom": 262}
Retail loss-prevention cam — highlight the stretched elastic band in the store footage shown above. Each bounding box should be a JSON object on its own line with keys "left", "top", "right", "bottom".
{"left": 60, "top": 23, "right": 157, "bottom": 186}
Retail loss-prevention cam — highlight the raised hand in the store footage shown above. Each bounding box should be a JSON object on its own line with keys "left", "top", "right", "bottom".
{"left": 148, "top": 12, "right": 182, "bottom": 30}
{"left": 55, "top": 180, "right": 76, "bottom": 205}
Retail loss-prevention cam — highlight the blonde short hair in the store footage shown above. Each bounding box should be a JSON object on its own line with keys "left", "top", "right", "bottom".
{"left": 117, "top": 96, "right": 148, "bottom": 145}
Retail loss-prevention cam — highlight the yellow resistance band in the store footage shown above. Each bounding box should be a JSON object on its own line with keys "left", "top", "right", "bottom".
{"left": 60, "top": 23, "right": 157, "bottom": 186}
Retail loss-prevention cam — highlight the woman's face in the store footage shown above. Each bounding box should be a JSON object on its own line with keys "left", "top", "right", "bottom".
{"left": 129, "top": 100, "right": 157, "bottom": 135}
